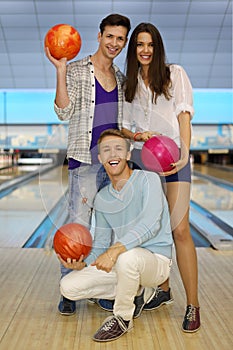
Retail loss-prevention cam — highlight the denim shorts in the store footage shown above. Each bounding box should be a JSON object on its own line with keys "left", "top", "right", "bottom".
{"left": 130, "top": 149, "right": 191, "bottom": 183}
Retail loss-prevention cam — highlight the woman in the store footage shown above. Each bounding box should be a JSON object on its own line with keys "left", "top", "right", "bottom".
{"left": 122, "top": 23, "right": 200, "bottom": 333}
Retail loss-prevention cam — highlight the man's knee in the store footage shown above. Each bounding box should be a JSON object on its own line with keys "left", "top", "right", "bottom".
{"left": 60, "top": 273, "right": 80, "bottom": 300}
{"left": 116, "top": 248, "right": 141, "bottom": 272}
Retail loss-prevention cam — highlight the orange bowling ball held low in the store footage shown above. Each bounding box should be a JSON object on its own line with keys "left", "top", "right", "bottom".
{"left": 44, "top": 24, "right": 82, "bottom": 61}
{"left": 53, "top": 223, "right": 92, "bottom": 261}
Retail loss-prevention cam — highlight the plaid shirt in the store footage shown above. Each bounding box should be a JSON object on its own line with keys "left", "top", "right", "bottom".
{"left": 54, "top": 55, "right": 125, "bottom": 164}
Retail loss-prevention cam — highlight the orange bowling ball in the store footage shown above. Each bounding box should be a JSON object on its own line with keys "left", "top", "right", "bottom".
{"left": 44, "top": 23, "right": 82, "bottom": 60}
{"left": 53, "top": 223, "right": 92, "bottom": 261}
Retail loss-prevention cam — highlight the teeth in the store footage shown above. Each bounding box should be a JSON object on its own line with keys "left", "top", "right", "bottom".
{"left": 109, "top": 160, "right": 119, "bottom": 166}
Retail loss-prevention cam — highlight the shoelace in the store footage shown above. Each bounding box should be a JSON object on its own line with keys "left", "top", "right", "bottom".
{"left": 186, "top": 305, "right": 197, "bottom": 321}
{"left": 155, "top": 287, "right": 163, "bottom": 297}
{"left": 101, "top": 318, "right": 118, "bottom": 332}
{"left": 101, "top": 317, "right": 126, "bottom": 332}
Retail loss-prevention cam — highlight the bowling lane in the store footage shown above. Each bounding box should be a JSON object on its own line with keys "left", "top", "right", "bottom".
{"left": 190, "top": 164, "right": 233, "bottom": 250}
{"left": 193, "top": 163, "right": 233, "bottom": 184}
{"left": 1, "top": 161, "right": 232, "bottom": 250}
{"left": 192, "top": 164, "right": 233, "bottom": 227}
{"left": 0, "top": 165, "right": 40, "bottom": 185}
{"left": 0, "top": 165, "right": 68, "bottom": 248}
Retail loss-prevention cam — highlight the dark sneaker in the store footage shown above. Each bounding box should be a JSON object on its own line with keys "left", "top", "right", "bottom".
{"left": 143, "top": 287, "right": 173, "bottom": 310}
{"left": 93, "top": 315, "right": 133, "bottom": 342}
{"left": 182, "top": 305, "right": 201, "bottom": 332}
{"left": 58, "top": 297, "right": 76, "bottom": 315}
{"left": 95, "top": 299, "right": 115, "bottom": 312}
{"left": 87, "top": 298, "right": 97, "bottom": 304}
{"left": 94, "top": 289, "right": 156, "bottom": 318}
{"left": 133, "top": 288, "right": 156, "bottom": 318}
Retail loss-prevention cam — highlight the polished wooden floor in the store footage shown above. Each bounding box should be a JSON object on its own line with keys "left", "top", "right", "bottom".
{"left": 0, "top": 163, "right": 233, "bottom": 349}
{"left": 0, "top": 247, "right": 232, "bottom": 350}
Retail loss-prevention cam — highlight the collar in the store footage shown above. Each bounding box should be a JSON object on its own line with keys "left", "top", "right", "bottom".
{"left": 109, "top": 170, "right": 136, "bottom": 199}
{"left": 87, "top": 55, "right": 119, "bottom": 73}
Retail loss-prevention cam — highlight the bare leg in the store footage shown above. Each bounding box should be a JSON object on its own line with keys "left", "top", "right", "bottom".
{"left": 162, "top": 181, "right": 199, "bottom": 306}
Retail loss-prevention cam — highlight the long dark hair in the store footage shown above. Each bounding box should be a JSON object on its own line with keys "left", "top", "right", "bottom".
{"left": 124, "top": 23, "right": 171, "bottom": 103}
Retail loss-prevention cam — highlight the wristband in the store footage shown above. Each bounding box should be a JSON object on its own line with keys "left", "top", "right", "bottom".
{"left": 133, "top": 132, "right": 142, "bottom": 141}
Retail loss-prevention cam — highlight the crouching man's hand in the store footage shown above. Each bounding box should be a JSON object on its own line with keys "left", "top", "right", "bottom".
{"left": 57, "top": 254, "right": 87, "bottom": 270}
{"left": 91, "top": 242, "right": 126, "bottom": 273}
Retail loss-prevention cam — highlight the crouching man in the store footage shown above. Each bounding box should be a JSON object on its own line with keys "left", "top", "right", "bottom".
{"left": 58, "top": 129, "right": 173, "bottom": 342}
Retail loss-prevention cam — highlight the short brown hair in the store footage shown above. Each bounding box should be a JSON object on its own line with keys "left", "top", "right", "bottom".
{"left": 99, "top": 14, "right": 131, "bottom": 36}
{"left": 98, "top": 129, "right": 131, "bottom": 152}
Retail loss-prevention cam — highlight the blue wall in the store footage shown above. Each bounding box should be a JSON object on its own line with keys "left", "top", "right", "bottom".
{"left": 0, "top": 89, "right": 232, "bottom": 125}
{"left": 0, "top": 90, "right": 57, "bottom": 124}
{"left": 0, "top": 89, "right": 232, "bottom": 151}
{"left": 193, "top": 89, "right": 232, "bottom": 124}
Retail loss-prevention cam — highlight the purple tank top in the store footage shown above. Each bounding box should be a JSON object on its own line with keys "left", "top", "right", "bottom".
{"left": 69, "top": 78, "right": 118, "bottom": 169}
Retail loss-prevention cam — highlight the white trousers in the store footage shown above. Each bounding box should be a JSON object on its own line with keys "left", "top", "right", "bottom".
{"left": 60, "top": 247, "right": 171, "bottom": 320}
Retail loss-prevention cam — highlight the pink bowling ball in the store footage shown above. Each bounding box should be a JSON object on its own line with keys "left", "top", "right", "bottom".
{"left": 141, "top": 135, "right": 179, "bottom": 173}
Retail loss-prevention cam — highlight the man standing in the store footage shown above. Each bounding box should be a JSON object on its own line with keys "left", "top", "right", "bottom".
{"left": 58, "top": 129, "right": 173, "bottom": 342}
{"left": 45, "top": 14, "right": 131, "bottom": 314}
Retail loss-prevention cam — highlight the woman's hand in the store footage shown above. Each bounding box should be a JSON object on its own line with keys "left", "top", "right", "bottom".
{"left": 159, "top": 157, "right": 188, "bottom": 176}
{"left": 135, "top": 131, "right": 161, "bottom": 142}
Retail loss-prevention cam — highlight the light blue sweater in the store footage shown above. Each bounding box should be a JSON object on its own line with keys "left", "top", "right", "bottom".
{"left": 85, "top": 170, "right": 173, "bottom": 265}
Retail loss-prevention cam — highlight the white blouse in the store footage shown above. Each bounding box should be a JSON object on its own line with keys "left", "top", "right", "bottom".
{"left": 122, "top": 64, "right": 194, "bottom": 149}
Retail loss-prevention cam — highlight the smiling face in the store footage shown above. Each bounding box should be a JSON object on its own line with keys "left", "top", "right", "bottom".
{"left": 136, "top": 31, "right": 154, "bottom": 67}
{"left": 98, "top": 135, "right": 131, "bottom": 181}
{"left": 98, "top": 25, "right": 128, "bottom": 59}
